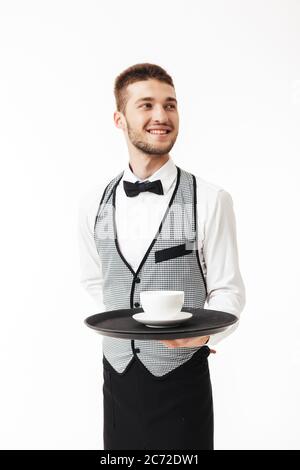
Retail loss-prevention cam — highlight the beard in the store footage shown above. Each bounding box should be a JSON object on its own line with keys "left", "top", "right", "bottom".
{"left": 126, "top": 121, "right": 177, "bottom": 156}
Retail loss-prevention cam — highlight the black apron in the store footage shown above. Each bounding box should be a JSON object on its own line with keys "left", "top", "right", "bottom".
{"left": 102, "top": 345, "right": 214, "bottom": 450}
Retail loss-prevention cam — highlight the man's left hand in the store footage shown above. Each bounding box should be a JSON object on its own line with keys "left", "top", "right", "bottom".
{"left": 159, "top": 335, "right": 216, "bottom": 353}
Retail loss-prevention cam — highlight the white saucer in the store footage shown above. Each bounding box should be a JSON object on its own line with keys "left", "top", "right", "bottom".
{"left": 132, "top": 311, "right": 193, "bottom": 328}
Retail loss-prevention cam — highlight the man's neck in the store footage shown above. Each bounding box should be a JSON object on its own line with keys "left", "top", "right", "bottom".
{"left": 128, "top": 155, "right": 170, "bottom": 180}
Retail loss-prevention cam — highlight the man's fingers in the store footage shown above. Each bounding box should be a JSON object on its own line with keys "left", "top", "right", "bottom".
{"left": 159, "top": 340, "right": 217, "bottom": 354}
{"left": 159, "top": 340, "right": 174, "bottom": 346}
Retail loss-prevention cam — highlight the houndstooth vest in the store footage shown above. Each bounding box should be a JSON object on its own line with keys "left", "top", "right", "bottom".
{"left": 94, "top": 166, "right": 208, "bottom": 377}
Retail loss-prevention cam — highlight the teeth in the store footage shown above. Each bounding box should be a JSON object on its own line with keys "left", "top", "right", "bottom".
{"left": 148, "top": 130, "right": 168, "bottom": 134}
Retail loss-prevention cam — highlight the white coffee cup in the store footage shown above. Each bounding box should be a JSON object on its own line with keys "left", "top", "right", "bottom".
{"left": 140, "top": 290, "right": 184, "bottom": 319}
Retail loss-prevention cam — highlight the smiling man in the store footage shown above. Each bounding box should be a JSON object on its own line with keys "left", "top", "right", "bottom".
{"left": 78, "top": 63, "right": 246, "bottom": 450}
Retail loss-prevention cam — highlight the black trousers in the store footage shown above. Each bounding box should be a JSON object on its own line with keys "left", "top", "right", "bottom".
{"left": 102, "top": 345, "right": 214, "bottom": 450}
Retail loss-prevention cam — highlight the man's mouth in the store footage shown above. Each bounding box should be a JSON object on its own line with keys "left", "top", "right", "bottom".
{"left": 146, "top": 129, "right": 171, "bottom": 135}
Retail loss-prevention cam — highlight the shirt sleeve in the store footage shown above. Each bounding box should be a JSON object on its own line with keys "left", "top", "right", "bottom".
{"left": 202, "top": 189, "right": 246, "bottom": 347}
{"left": 77, "top": 189, "right": 105, "bottom": 310}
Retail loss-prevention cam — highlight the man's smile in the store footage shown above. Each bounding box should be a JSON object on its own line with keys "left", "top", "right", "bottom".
{"left": 146, "top": 127, "right": 172, "bottom": 139}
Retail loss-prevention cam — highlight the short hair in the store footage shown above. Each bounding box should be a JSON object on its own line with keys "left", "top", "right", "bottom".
{"left": 114, "top": 63, "right": 175, "bottom": 114}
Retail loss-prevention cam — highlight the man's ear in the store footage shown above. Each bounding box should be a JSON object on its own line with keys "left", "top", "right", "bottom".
{"left": 113, "top": 111, "right": 124, "bottom": 130}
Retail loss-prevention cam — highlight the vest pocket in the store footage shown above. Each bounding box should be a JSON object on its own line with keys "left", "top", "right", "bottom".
{"left": 155, "top": 242, "right": 193, "bottom": 263}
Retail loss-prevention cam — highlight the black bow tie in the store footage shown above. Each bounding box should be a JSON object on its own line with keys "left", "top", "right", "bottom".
{"left": 123, "top": 179, "right": 164, "bottom": 197}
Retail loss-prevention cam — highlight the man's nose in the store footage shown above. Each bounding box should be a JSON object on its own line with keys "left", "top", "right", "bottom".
{"left": 151, "top": 105, "right": 169, "bottom": 120}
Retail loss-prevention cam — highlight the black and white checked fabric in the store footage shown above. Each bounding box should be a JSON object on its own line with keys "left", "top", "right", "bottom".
{"left": 94, "top": 166, "right": 208, "bottom": 377}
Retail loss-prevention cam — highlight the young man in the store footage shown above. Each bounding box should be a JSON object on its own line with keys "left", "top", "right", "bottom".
{"left": 78, "top": 63, "right": 246, "bottom": 450}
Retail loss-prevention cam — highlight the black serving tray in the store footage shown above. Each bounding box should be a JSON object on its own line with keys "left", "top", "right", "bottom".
{"left": 84, "top": 307, "right": 238, "bottom": 340}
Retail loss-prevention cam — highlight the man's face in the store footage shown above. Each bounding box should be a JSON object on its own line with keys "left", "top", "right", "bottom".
{"left": 117, "top": 79, "right": 179, "bottom": 156}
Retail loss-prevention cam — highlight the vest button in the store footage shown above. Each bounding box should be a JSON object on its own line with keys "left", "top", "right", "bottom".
{"left": 135, "top": 277, "right": 141, "bottom": 283}
{"left": 134, "top": 302, "right": 140, "bottom": 307}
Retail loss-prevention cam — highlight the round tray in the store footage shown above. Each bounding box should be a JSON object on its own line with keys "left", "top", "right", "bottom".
{"left": 84, "top": 307, "right": 238, "bottom": 340}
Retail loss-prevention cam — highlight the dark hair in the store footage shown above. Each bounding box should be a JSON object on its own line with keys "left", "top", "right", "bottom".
{"left": 114, "top": 63, "right": 175, "bottom": 114}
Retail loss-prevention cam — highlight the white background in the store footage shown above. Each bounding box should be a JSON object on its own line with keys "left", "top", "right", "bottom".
{"left": 0, "top": 0, "right": 299, "bottom": 450}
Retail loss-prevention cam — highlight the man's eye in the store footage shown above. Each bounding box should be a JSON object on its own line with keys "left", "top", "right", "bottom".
{"left": 140, "top": 104, "right": 176, "bottom": 109}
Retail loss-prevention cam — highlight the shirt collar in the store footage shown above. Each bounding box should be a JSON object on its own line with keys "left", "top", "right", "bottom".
{"left": 122, "top": 157, "right": 177, "bottom": 195}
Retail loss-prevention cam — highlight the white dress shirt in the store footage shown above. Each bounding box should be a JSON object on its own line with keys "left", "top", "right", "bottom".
{"left": 78, "top": 157, "right": 246, "bottom": 347}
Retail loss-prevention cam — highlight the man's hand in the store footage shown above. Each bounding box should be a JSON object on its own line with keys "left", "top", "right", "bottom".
{"left": 159, "top": 335, "right": 216, "bottom": 353}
